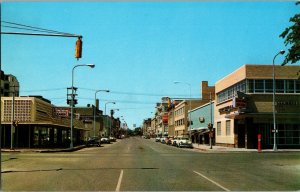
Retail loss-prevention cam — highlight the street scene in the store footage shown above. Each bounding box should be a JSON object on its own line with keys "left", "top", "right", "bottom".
{"left": 1, "top": 1, "right": 300, "bottom": 191}
{"left": 2, "top": 137, "right": 300, "bottom": 191}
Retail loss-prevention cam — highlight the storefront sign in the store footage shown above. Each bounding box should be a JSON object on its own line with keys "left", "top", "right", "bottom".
{"left": 162, "top": 114, "right": 168, "bottom": 124}
{"left": 232, "top": 97, "right": 247, "bottom": 108}
{"left": 53, "top": 108, "right": 70, "bottom": 117}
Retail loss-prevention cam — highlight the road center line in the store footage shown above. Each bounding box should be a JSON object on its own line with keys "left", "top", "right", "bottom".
{"left": 115, "top": 169, "right": 124, "bottom": 192}
{"left": 193, "top": 170, "right": 230, "bottom": 191}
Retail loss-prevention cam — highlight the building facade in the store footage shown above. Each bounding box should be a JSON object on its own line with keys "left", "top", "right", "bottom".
{"left": 1, "top": 71, "right": 20, "bottom": 97}
{"left": 154, "top": 97, "right": 169, "bottom": 136}
{"left": 1, "top": 96, "right": 105, "bottom": 148}
{"left": 174, "top": 81, "right": 215, "bottom": 138}
{"left": 189, "top": 101, "right": 214, "bottom": 144}
{"left": 215, "top": 64, "right": 300, "bottom": 149}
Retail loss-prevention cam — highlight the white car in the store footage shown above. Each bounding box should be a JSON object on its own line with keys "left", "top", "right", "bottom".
{"left": 172, "top": 137, "right": 181, "bottom": 146}
{"left": 177, "top": 138, "right": 193, "bottom": 148}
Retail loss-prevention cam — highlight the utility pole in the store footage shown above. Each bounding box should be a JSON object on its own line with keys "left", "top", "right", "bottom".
{"left": 209, "top": 92, "right": 213, "bottom": 149}
{"left": 10, "top": 84, "right": 18, "bottom": 150}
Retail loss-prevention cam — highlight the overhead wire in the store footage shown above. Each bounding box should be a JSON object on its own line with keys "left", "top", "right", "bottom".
{"left": 1, "top": 20, "right": 77, "bottom": 36}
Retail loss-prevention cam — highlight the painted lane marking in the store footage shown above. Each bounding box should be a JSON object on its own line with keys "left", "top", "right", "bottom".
{"left": 115, "top": 169, "right": 124, "bottom": 191}
{"left": 193, "top": 170, "right": 230, "bottom": 191}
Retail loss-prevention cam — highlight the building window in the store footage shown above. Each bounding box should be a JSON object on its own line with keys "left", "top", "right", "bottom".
{"left": 296, "top": 80, "right": 300, "bottom": 93}
{"left": 226, "top": 120, "right": 231, "bottom": 136}
{"left": 286, "top": 80, "right": 295, "bottom": 93}
{"left": 217, "top": 122, "right": 221, "bottom": 136}
{"left": 254, "top": 80, "right": 264, "bottom": 93}
{"left": 247, "top": 79, "right": 254, "bottom": 93}
{"left": 276, "top": 80, "right": 285, "bottom": 93}
{"left": 265, "top": 80, "right": 273, "bottom": 93}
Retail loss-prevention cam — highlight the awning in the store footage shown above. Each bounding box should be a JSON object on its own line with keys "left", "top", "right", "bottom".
{"left": 190, "top": 128, "right": 208, "bottom": 135}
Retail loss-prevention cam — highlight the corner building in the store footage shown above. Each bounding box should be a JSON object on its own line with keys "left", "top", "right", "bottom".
{"left": 215, "top": 64, "right": 300, "bottom": 149}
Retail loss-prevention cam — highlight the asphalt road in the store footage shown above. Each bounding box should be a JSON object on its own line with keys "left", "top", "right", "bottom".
{"left": 2, "top": 137, "right": 300, "bottom": 191}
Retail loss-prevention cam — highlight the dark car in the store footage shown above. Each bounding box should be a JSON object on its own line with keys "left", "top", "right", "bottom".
{"left": 86, "top": 136, "right": 101, "bottom": 147}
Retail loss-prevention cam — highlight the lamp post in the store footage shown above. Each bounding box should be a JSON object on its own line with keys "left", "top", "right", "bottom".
{"left": 70, "top": 64, "right": 95, "bottom": 149}
{"left": 272, "top": 50, "right": 285, "bottom": 152}
{"left": 93, "top": 89, "right": 109, "bottom": 137}
{"left": 174, "top": 81, "right": 192, "bottom": 140}
{"left": 105, "top": 102, "right": 115, "bottom": 137}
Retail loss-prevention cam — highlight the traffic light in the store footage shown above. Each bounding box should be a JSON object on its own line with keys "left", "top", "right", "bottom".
{"left": 75, "top": 37, "right": 82, "bottom": 60}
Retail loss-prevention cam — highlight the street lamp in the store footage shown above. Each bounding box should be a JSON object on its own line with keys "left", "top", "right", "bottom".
{"left": 174, "top": 81, "right": 192, "bottom": 140}
{"left": 272, "top": 50, "right": 285, "bottom": 152}
{"left": 93, "top": 89, "right": 109, "bottom": 137}
{"left": 70, "top": 64, "right": 95, "bottom": 149}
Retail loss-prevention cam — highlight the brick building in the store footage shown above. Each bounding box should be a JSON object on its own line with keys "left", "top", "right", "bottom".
{"left": 215, "top": 64, "right": 300, "bottom": 149}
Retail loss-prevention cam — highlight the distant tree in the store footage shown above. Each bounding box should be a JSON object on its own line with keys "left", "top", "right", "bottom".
{"left": 280, "top": 2, "right": 300, "bottom": 65}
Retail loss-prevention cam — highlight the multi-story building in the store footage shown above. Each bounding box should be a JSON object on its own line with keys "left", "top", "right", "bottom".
{"left": 154, "top": 97, "right": 169, "bottom": 137}
{"left": 215, "top": 64, "right": 300, "bottom": 149}
{"left": 151, "top": 117, "right": 156, "bottom": 137}
{"left": 142, "top": 118, "right": 152, "bottom": 136}
{"left": 1, "top": 71, "right": 19, "bottom": 97}
{"left": 174, "top": 81, "right": 215, "bottom": 138}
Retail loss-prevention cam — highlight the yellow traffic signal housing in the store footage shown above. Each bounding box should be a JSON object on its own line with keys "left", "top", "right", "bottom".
{"left": 75, "top": 37, "right": 82, "bottom": 60}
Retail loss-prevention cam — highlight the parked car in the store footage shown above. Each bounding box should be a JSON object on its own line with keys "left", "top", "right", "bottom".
{"left": 101, "top": 137, "right": 110, "bottom": 144}
{"left": 166, "top": 137, "right": 174, "bottom": 145}
{"left": 155, "top": 137, "right": 161, "bottom": 142}
{"left": 177, "top": 138, "right": 193, "bottom": 148}
{"left": 86, "top": 136, "right": 101, "bottom": 147}
{"left": 144, "top": 135, "right": 150, "bottom": 139}
{"left": 172, "top": 137, "right": 181, "bottom": 146}
{"left": 109, "top": 136, "right": 117, "bottom": 142}
{"left": 160, "top": 137, "right": 167, "bottom": 144}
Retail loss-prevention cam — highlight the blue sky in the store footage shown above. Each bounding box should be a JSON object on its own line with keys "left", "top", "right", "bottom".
{"left": 1, "top": 2, "right": 299, "bottom": 128}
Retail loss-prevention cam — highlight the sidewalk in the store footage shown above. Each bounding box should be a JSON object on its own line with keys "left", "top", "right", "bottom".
{"left": 192, "top": 143, "right": 300, "bottom": 153}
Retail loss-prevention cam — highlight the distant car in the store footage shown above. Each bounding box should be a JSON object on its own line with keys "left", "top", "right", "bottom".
{"left": 109, "top": 136, "right": 116, "bottom": 142}
{"left": 144, "top": 135, "right": 150, "bottom": 139}
{"left": 166, "top": 137, "right": 174, "bottom": 145}
{"left": 177, "top": 138, "right": 193, "bottom": 148}
{"left": 155, "top": 137, "right": 161, "bottom": 142}
{"left": 160, "top": 137, "right": 167, "bottom": 144}
{"left": 101, "top": 137, "right": 110, "bottom": 144}
{"left": 86, "top": 136, "right": 101, "bottom": 147}
{"left": 172, "top": 137, "right": 181, "bottom": 146}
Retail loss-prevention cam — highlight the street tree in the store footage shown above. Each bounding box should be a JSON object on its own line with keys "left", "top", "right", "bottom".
{"left": 280, "top": 2, "right": 300, "bottom": 65}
